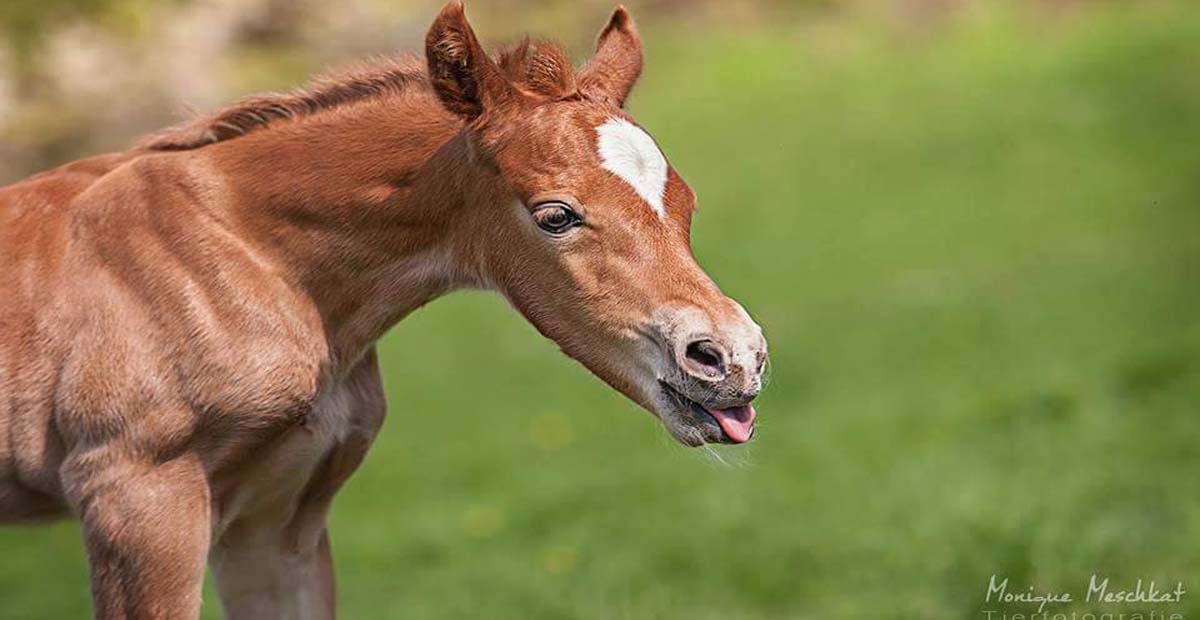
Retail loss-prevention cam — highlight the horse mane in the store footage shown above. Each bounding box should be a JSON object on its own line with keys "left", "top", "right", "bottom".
{"left": 142, "top": 40, "right": 578, "bottom": 152}
{"left": 497, "top": 38, "right": 578, "bottom": 100}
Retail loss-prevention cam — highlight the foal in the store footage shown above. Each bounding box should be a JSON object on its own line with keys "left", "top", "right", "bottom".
{"left": 0, "top": 3, "right": 767, "bottom": 618}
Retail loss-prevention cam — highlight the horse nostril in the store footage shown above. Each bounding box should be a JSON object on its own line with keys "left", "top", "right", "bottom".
{"left": 683, "top": 339, "right": 727, "bottom": 379}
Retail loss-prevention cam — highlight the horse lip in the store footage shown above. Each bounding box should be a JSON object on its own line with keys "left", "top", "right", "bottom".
{"left": 657, "top": 380, "right": 743, "bottom": 444}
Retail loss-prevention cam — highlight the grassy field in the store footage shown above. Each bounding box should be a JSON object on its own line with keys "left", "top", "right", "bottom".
{"left": 2, "top": 3, "right": 1199, "bottom": 618}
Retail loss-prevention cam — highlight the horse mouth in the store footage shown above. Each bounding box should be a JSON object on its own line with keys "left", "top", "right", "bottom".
{"left": 658, "top": 381, "right": 757, "bottom": 445}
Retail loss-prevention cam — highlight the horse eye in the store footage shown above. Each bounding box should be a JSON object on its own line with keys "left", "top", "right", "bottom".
{"left": 532, "top": 202, "right": 581, "bottom": 235}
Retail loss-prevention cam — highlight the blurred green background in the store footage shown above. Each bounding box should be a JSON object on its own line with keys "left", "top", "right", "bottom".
{"left": 2, "top": 1, "right": 1198, "bottom": 618}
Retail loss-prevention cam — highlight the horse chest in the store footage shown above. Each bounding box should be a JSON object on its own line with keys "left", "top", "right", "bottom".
{"left": 210, "top": 374, "right": 382, "bottom": 537}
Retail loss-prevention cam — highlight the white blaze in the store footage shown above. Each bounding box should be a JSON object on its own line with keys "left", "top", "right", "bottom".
{"left": 595, "top": 117, "right": 669, "bottom": 219}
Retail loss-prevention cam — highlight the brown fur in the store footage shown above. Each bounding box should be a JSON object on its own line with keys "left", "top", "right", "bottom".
{"left": 0, "top": 3, "right": 766, "bottom": 618}
{"left": 143, "top": 56, "right": 430, "bottom": 151}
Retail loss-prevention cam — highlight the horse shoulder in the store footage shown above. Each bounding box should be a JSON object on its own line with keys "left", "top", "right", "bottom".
{"left": 44, "top": 152, "right": 330, "bottom": 463}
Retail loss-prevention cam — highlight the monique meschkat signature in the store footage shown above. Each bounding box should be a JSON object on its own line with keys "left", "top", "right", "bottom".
{"left": 986, "top": 575, "right": 1188, "bottom": 613}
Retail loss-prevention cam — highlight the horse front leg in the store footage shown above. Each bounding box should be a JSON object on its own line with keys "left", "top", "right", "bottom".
{"left": 211, "top": 348, "right": 385, "bottom": 620}
{"left": 209, "top": 524, "right": 336, "bottom": 620}
{"left": 210, "top": 428, "right": 380, "bottom": 620}
{"left": 64, "top": 453, "right": 211, "bottom": 620}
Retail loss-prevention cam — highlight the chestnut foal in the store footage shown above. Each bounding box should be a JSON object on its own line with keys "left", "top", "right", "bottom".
{"left": 0, "top": 3, "right": 766, "bottom": 618}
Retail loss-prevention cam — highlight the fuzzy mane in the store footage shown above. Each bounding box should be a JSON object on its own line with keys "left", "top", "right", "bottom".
{"left": 143, "top": 41, "right": 577, "bottom": 152}
{"left": 497, "top": 38, "right": 578, "bottom": 100}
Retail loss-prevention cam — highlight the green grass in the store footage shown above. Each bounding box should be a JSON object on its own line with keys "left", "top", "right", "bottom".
{"left": 3, "top": 3, "right": 1199, "bottom": 618}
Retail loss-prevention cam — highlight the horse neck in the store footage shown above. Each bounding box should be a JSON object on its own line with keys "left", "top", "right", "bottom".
{"left": 205, "top": 100, "right": 494, "bottom": 367}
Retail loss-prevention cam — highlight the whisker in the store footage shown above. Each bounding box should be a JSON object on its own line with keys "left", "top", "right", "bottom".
{"left": 701, "top": 444, "right": 731, "bottom": 467}
{"left": 760, "top": 354, "right": 775, "bottom": 389}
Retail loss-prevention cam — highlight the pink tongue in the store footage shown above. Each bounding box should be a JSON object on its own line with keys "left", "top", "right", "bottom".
{"left": 705, "top": 404, "right": 756, "bottom": 443}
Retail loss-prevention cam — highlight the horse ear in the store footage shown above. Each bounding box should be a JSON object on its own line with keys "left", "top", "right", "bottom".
{"left": 578, "top": 6, "right": 644, "bottom": 108}
{"left": 425, "top": 1, "right": 519, "bottom": 118}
